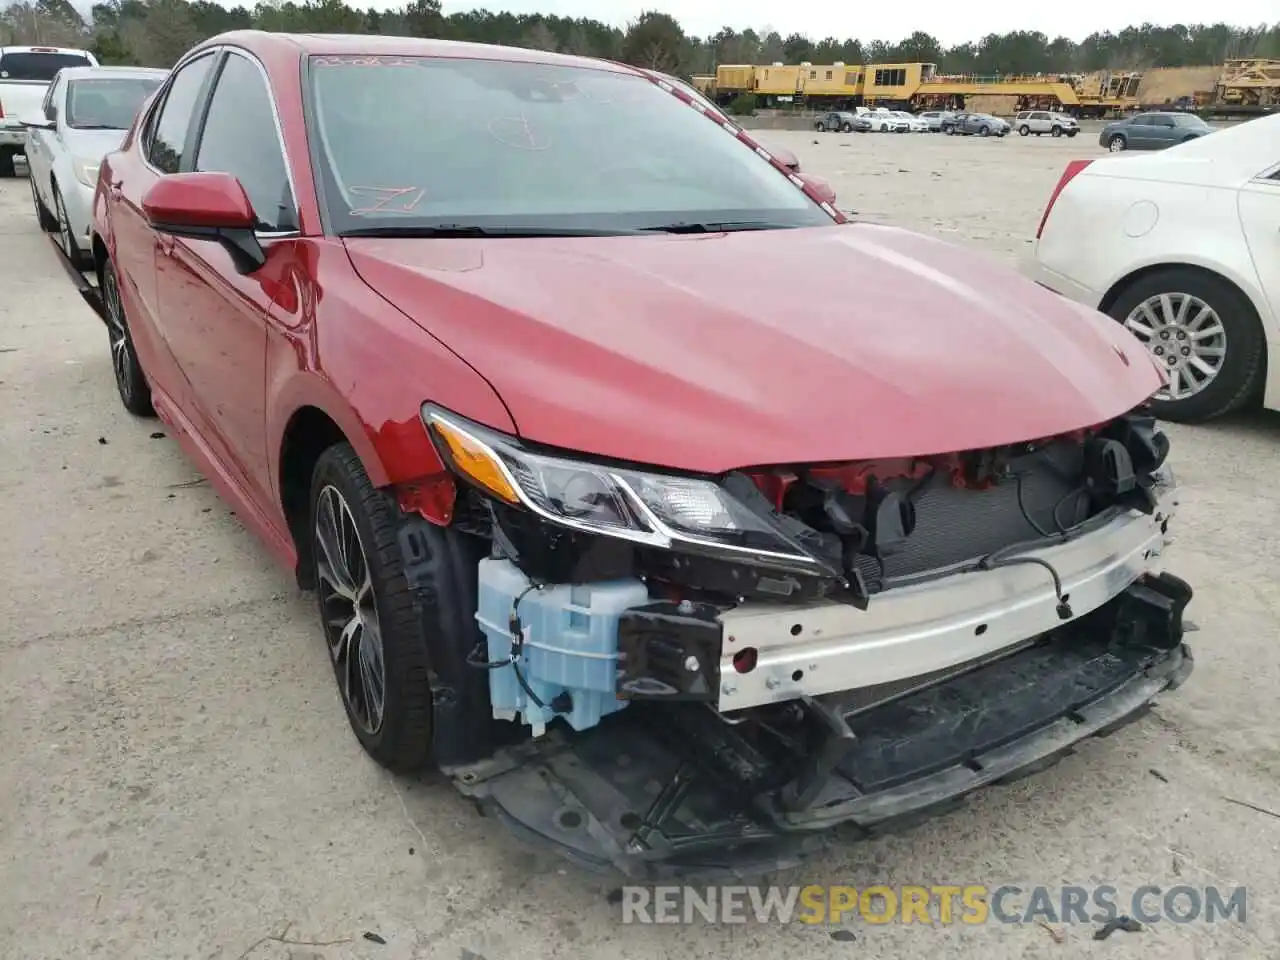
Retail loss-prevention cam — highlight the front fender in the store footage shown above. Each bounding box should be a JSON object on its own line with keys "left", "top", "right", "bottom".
{"left": 265, "top": 239, "right": 518, "bottom": 503}
{"left": 269, "top": 369, "right": 396, "bottom": 487}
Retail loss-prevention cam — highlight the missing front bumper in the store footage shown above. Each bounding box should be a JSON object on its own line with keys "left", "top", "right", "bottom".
{"left": 448, "top": 573, "right": 1193, "bottom": 879}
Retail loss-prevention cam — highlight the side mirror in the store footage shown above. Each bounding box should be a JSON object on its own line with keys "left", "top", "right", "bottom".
{"left": 142, "top": 172, "right": 266, "bottom": 274}
{"left": 769, "top": 145, "right": 800, "bottom": 173}
{"left": 798, "top": 172, "right": 836, "bottom": 207}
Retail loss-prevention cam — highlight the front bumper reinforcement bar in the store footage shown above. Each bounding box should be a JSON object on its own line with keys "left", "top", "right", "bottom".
{"left": 447, "top": 572, "right": 1193, "bottom": 880}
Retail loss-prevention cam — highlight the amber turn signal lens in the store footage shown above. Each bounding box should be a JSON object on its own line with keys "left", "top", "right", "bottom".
{"left": 431, "top": 420, "right": 521, "bottom": 505}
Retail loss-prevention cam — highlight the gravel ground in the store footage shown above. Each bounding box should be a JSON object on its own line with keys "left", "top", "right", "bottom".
{"left": 2, "top": 130, "right": 1279, "bottom": 960}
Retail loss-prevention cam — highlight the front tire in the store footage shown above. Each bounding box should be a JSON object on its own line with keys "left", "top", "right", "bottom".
{"left": 53, "top": 184, "right": 87, "bottom": 268}
{"left": 312, "top": 444, "right": 430, "bottom": 771}
{"left": 309, "top": 444, "right": 487, "bottom": 772}
{"left": 979, "top": 125, "right": 990, "bottom": 137}
{"left": 1051, "top": 125, "right": 1063, "bottom": 137}
{"left": 1107, "top": 268, "right": 1265, "bottom": 422}
{"left": 101, "top": 257, "right": 155, "bottom": 417}
{"left": 842, "top": 122, "right": 853, "bottom": 132}
{"left": 30, "top": 174, "right": 56, "bottom": 231}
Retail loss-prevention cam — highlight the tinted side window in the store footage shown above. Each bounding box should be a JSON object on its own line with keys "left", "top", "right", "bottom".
{"left": 148, "top": 53, "right": 216, "bottom": 174}
{"left": 194, "top": 52, "right": 294, "bottom": 231}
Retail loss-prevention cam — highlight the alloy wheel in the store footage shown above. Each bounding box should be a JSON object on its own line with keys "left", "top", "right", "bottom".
{"left": 1124, "top": 293, "right": 1227, "bottom": 401}
{"left": 102, "top": 265, "right": 134, "bottom": 404}
{"left": 1109, "top": 136, "right": 1126, "bottom": 152}
{"left": 315, "top": 484, "right": 386, "bottom": 735}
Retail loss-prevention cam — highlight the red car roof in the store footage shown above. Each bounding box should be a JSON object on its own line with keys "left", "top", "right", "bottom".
{"left": 193, "top": 29, "right": 638, "bottom": 74}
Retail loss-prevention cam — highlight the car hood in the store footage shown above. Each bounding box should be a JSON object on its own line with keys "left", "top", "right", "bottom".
{"left": 345, "top": 223, "right": 1161, "bottom": 474}
{"left": 62, "top": 127, "right": 128, "bottom": 160}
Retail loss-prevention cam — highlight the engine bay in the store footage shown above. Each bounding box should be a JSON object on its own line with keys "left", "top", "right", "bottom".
{"left": 447, "top": 408, "right": 1175, "bottom": 738}
{"left": 400, "top": 405, "right": 1194, "bottom": 875}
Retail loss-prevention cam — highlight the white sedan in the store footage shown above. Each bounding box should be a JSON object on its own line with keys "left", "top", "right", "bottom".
{"left": 22, "top": 65, "right": 166, "bottom": 266}
{"left": 865, "top": 111, "right": 910, "bottom": 133}
{"left": 890, "top": 110, "right": 930, "bottom": 132}
{"left": 1030, "top": 114, "right": 1280, "bottom": 423}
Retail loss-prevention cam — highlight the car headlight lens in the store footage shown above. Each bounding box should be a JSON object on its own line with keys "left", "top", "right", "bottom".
{"left": 73, "top": 158, "right": 99, "bottom": 188}
{"left": 422, "top": 405, "right": 823, "bottom": 570}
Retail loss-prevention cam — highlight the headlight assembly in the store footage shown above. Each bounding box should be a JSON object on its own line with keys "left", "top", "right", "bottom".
{"left": 422, "top": 405, "right": 824, "bottom": 572}
{"left": 72, "top": 158, "right": 100, "bottom": 188}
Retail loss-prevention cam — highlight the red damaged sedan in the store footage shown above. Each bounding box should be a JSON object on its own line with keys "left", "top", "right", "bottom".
{"left": 91, "top": 32, "right": 1194, "bottom": 876}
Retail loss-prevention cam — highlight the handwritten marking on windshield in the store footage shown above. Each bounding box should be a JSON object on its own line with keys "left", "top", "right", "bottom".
{"left": 348, "top": 186, "right": 427, "bottom": 217}
{"left": 487, "top": 114, "right": 550, "bottom": 151}
{"left": 312, "top": 55, "right": 421, "bottom": 67}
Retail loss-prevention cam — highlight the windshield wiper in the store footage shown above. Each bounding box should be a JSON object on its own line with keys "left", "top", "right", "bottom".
{"left": 338, "top": 223, "right": 642, "bottom": 239}
{"left": 640, "top": 220, "right": 797, "bottom": 234}
{"left": 68, "top": 123, "right": 124, "bottom": 130}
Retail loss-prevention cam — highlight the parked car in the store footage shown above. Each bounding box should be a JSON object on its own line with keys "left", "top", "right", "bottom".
{"left": 0, "top": 44, "right": 98, "bottom": 177}
{"left": 640, "top": 68, "right": 802, "bottom": 172}
{"left": 1099, "top": 111, "right": 1213, "bottom": 152}
{"left": 23, "top": 66, "right": 167, "bottom": 266}
{"left": 917, "top": 110, "right": 954, "bottom": 132}
{"left": 91, "top": 31, "right": 1193, "bottom": 876}
{"left": 1014, "top": 110, "right": 1079, "bottom": 138}
{"left": 866, "top": 110, "right": 909, "bottom": 133}
{"left": 814, "top": 110, "right": 859, "bottom": 132}
{"left": 1031, "top": 113, "right": 1278, "bottom": 423}
{"left": 943, "top": 112, "right": 1010, "bottom": 137}
{"left": 888, "top": 110, "right": 929, "bottom": 132}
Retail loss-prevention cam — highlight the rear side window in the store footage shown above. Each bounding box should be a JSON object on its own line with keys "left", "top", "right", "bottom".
{"left": 0, "top": 51, "right": 91, "bottom": 81}
{"left": 147, "top": 53, "right": 216, "bottom": 174}
{"left": 194, "top": 52, "right": 294, "bottom": 231}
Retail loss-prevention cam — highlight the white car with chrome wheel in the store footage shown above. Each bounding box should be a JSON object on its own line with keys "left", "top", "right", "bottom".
{"left": 1029, "top": 114, "right": 1280, "bottom": 422}
{"left": 22, "top": 65, "right": 166, "bottom": 267}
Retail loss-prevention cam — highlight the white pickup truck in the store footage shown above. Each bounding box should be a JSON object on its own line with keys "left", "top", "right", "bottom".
{"left": 0, "top": 44, "right": 98, "bottom": 177}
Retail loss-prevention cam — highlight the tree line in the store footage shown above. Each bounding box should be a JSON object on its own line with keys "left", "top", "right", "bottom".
{"left": 3, "top": 0, "right": 1279, "bottom": 78}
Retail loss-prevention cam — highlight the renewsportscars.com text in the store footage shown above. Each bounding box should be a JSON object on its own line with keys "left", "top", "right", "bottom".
{"left": 620, "top": 884, "right": 1248, "bottom": 926}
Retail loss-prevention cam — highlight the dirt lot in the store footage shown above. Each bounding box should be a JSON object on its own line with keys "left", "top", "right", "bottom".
{"left": 2, "top": 130, "right": 1279, "bottom": 960}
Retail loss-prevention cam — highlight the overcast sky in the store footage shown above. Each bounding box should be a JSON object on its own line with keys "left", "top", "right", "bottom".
{"left": 438, "top": 0, "right": 1277, "bottom": 46}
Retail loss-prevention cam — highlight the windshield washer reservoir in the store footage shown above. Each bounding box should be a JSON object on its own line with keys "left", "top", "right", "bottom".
{"left": 476, "top": 558, "right": 650, "bottom": 736}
